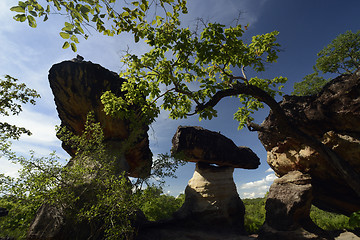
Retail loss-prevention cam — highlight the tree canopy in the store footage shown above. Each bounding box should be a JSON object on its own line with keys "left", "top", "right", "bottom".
{"left": 293, "top": 30, "right": 360, "bottom": 96}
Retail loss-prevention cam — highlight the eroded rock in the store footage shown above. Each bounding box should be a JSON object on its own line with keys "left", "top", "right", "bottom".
{"left": 172, "top": 126, "right": 260, "bottom": 169}
{"left": 175, "top": 162, "right": 246, "bottom": 232}
{"left": 258, "top": 171, "right": 327, "bottom": 240}
{"left": 48, "top": 60, "right": 152, "bottom": 178}
{"left": 27, "top": 60, "right": 153, "bottom": 240}
{"left": 259, "top": 72, "right": 360, "bottom": 215}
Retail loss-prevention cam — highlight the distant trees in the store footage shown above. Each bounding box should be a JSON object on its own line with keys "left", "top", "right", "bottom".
{"left": 293, "top": 30, "right": 360, "bottom": 96}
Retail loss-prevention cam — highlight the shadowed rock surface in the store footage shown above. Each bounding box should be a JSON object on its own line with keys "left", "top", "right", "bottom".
{"left": 48, "top": 60, "right": 152, "bottom": 177}
{"left": 259, "top": 72, "right": 360, "bottom": 216}
{"left": 172, "top": 126, "right": 260, "bottom": 169}
{"left": 258, "top": 171, "right": 329, "bottom": 240}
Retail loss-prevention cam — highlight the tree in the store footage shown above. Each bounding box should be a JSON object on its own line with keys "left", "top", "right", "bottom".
{"left": 0, "top": 75, "right": 39, "bottom": 142}
{"left": 9, "top": 0, "right": 360, "bottom": 222}
{"left": 293, "top": 30, "right": 360, "bottom": 96}
{"left": 10, "top": 0, "right": 187, "bottom": 51}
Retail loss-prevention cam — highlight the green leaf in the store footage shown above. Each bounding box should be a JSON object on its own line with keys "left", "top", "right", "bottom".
{"left": 10, "top": 6, "right": 25, "bottom": 13}
{"left": 27, "top": 15, "right": 37, "bottom": 28}
{"left": 71, "top": 42, "right": 77, "bottom": 52}
{"left": 62, "top": 41, "right": 70, "bottom": 49}
{"left": 71, "top": 35, "right": 80, "bottom": 44}
{"left": 140, "top": 3, "right": 147, "bottom": 12}
{"left": 59, "top": 32, "right": 70, "bottom": 39}
{"left": 13, "top": 14, "right": 26, "bottom": 22}
{"left": 63, "top": 22, "right": 74, "bottom": 31}
{"left": 29, "top": 11, "right": 38, "bottom": 17}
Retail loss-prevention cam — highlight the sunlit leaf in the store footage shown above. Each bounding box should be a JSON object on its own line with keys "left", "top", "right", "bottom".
{"left": 60, "top": 32, "right": 70, "bottom": 39}
{"left": 10, "top": 6, "right": 25, "bottom": 13}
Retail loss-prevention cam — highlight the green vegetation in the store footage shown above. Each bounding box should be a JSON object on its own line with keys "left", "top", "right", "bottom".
{"left": 293, "top": 30, "right": 360, "bottom": 96}
{"left": 3, "top": 0, "right": 360, "bottom": 238}
{"left": 0, "top": 75, "right": 39, "bottom": 142}
{"left": 0, "top": 111, "right": 186, "bottom": 239}
{"left": 310, "top": 205, "right": 351, "bottom": 231}
{"left": 243, "top": 197, "right": 266, "bottom": 234}
{"left": 242, "top": 197, "right": 358, "bottom": 234}
{"left": 139, "top": 187, "right": 184, "bottom": 221}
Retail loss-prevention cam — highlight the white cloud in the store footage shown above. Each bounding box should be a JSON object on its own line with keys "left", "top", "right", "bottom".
{"left": 240, "top": 173, "right": 276, "bottom": 189}
{"left": 0, "top": 160, "right": 21, "bottom": 178}
{"left": 265, "top": 167, "right": 274, "bottom": 173}
{"left": 238, "top": 171, "right": 277, "bottom": 199}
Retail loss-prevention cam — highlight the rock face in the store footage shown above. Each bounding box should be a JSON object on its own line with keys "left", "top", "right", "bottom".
{"left": 258, "top": 171, "right": 328, "bottom": 240}
{"left": 27, "top": 60, "right": 153, "bottom": 240}
{"left": 172, "top": 126, "right": 260, "bottom": 169}
{"left": 48, "top": 60, "right": 152, "bottom": 177}
{"left": 259, "top": 72, "right": 360, "bottom": 215}
{"left": 175, "top": 162, "right": 245, "bottom": 231}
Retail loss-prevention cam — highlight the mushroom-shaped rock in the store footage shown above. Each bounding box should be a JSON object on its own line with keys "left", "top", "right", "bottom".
{"left": 48, "top": 60, "right": 152, "bottom": 178}
{"left": 151, "top": 126, "right": 260, "bottom": 237}
{"left": 171, "top": 126, "right": 260, "bottom": 169}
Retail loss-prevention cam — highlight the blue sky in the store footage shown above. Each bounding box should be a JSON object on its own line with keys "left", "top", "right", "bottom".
{"left": 0, "top": 0, "right": 359, "bottom": 198}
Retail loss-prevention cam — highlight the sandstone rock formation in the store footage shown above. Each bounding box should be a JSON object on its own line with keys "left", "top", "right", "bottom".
{"left": 48, "top": 60, "right": 152, "bottom": 177}
{"left": 137, "top": 126, "right": 260, "bottom": 240}
{"left": 258, "top": 171, "right": 328, "bottom": 240}
{"left": 259, "top": 72, "right": 360, "bottom": 216}
{"left": 27, "top": 60, "right": 152, "bottom": 240}
{"left": 173, "top": 127, "right": 259, "bottom": 233}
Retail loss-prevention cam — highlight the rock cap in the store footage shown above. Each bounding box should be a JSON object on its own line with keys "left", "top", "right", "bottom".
{"left": 171, "top": 126, "right": 260, "bottom": 169}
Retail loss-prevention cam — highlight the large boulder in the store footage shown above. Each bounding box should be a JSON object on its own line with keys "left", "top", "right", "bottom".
{"left": 258, "top": 171, "right": 327, "bottom": 240}
{"left": 48, "top": 60, "right": 152, "bottom": 178}
{"left": 258, "top": 71, "right": 360, "bottom": 215}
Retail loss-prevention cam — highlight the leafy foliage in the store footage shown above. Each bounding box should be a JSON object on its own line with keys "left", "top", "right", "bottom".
{"left": 292, "top": 70, "right": 330, "bottom": 96}
{"left": 349, "top": 211, "right": 360, "bottom": 228}
{"left": 102, "top": 19, "right": 287, "bottom": 129}
{"left": 0, "top": 75, "right": 40, "bottom": 141}
{"left": 309, "top": 205, "right": 353, "bottom": 231}
{"left": 241, "top": 197, "right": 357, "bottom": 234}
{"left": 316, "top": 30, "right": 360, "bottom": 74}
{"left": 293, "top": 30, "right": 360, "bottom": 96}
{"left": 139, "top": 186, "right": 183, "bottom": 221}
{"left": 0, "top": 112, "right": 187, "bottom": 239}
{"left": 11, "top": 0, "right": 187, "bottom": 51}
{"left": 243, "top": 197, "right": 266, "bottom": 234}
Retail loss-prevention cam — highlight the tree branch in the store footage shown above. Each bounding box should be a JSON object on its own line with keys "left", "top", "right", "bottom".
{"left": 195, "top": 82, "right": 360, "bottom": 198}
